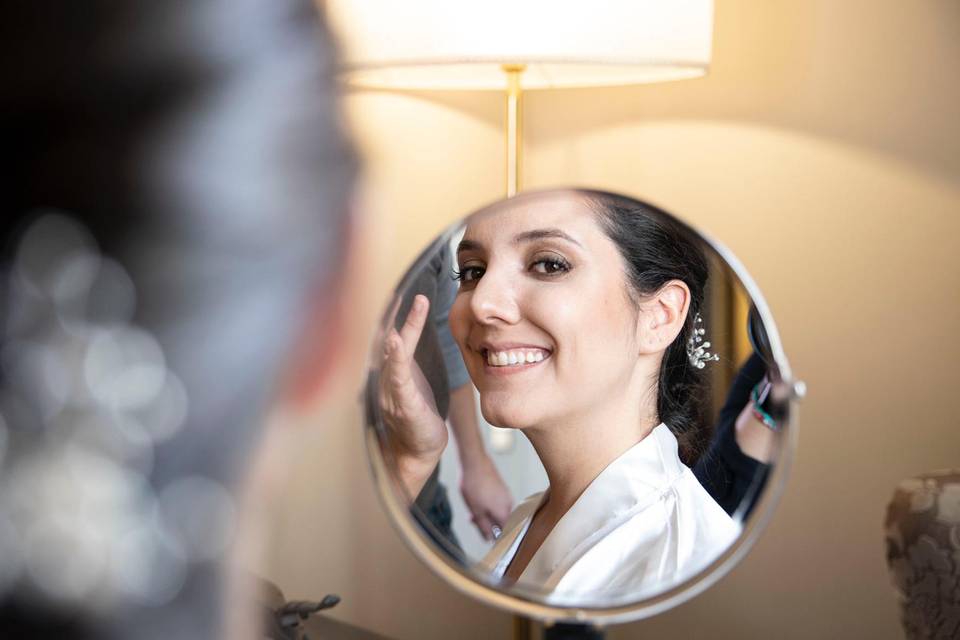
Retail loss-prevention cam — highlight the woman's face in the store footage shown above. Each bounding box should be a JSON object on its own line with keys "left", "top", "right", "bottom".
{"left": 449, "top": 193, "right": 647, "bottom": 430}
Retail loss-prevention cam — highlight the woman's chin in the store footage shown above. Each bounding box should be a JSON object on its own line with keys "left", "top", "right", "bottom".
{"left": 479, "top": 397, "right": 540, "bottom": 430}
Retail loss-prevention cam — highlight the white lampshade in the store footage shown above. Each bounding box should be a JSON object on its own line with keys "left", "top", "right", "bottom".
{"left": 326, "top": 0, "right": 714, "bottom": 90}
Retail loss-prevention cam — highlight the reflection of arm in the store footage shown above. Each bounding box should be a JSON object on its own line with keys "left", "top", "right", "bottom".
{"left": 448, "top": 384, "right": 487, "bottom": 468}
{"left": 734, "top": 397, "right": 776, "bottom": 463}
{"left": 395, "top": 449, "right": 442, "bottom": 503}
{"left": 723, "top": 352, "right": 775, "bottom": 463}
{"left": 433, "top": 247, "right": 490, "bottom": 467}
{"left": 693, "top": 353, "right": 772, "bottom": 516}
{"left": 434, "top": 245, "right": 513, "bottom": 536}
{"left": 432, "top": 242, "right": 485, "bottom": 466}
{"left": 447, "top": 385, "right": 513, "bottom": 536}
{"left": 433, "top": 242, "right": 477, "bottom": 464}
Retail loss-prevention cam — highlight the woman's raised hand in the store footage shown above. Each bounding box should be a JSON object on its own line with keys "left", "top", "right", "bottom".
{"left": 379, "top": 294, "right": 449, "bottom": 500}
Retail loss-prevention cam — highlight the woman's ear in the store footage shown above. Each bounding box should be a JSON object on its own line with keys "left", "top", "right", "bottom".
{"left": 636, "top": 280, "right": 690, "bottom": 355}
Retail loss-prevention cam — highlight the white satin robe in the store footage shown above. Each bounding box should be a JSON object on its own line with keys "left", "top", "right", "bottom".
{"left": 477, "top": 423, "right": 741, "bottom": 605}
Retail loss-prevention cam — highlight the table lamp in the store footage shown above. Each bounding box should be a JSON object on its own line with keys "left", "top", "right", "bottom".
{"left": 326, "top": 0, "right": 714, "bottom": 197}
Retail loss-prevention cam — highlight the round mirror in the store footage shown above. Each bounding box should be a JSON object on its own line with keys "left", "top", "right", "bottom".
{"left": 363, "top": 188, "right": 800, "bottom": 624}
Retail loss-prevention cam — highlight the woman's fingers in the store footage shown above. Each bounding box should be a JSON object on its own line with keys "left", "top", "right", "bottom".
{"left": 383, "top": 331, "right": 416, "bottom": 399}
{"left": 373, "top": 295, "right": 404, "bottom": 367}
{"left": 398, "top": 294, "right": 430, "bottom": 352}
{"left": 376, "top": 293, "right": 446, "bottom": 465}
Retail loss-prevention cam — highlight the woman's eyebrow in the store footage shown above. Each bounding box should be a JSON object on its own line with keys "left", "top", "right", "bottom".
{"left": 456, "top": 238, "right": 483, "bottom": 256}
{"left": 513, "top": 228, "right": 583, "bottom": 248}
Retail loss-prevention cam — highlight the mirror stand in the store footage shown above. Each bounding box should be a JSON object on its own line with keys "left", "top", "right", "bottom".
{"left": 543, "top": 622, "right": 605, "bottom": 640}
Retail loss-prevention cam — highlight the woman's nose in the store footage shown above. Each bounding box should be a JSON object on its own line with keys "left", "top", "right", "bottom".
{"left": 469, "top": 266, "right": 520, "bottom": 326}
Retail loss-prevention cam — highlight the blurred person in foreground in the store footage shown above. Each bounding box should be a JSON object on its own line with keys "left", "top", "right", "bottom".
{"left": 0, "top": 1, "right": 356, "bottom": 638}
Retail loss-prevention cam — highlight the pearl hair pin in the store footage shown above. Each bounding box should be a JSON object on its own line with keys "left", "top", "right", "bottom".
{"left": 686, "top": 313, "right": 720, "bottom": 369}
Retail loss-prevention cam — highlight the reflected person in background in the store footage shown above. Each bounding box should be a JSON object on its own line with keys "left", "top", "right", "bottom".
{"left": 693, "top": 306, "right": 782, "bottom": 517}
{"left": 694, "top": 351, "right": 776, "bottom": 518}
{"left": 381, "top": 191, "right": 738, "bottom": 603}
{"left": 397, "top": 239, "right": 513, "bottom": 549}
{"left": 0, "top": 1, "right": 355, "bottom": 638}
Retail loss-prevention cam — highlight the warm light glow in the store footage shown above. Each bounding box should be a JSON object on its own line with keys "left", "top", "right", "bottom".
{"left": 327, "top": 0, "right": 714, "bottom": 90}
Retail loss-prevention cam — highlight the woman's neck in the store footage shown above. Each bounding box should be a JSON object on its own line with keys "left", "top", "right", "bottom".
{"left": 523, "top": 387, "right": 660, "bottom": 518}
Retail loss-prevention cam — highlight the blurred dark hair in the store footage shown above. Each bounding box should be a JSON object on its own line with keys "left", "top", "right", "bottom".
{"left": 586, "top": 192, "right": 710, "bottom": 463}
{"left": 2, "top": 0, "right": 356, "bottom": 258}
{"left": 0, "top": 0, "right": 356, "bottom": 638}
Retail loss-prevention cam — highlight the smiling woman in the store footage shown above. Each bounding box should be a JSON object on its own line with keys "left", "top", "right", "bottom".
{"left": 377, "top": 189, "right": 744, "bottom": 605}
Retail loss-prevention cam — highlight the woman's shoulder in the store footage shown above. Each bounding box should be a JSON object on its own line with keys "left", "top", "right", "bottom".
{"left": 677, "top": 466, "right": 741, "bottom": 529}
{"left": 551, "top": 474, "right": 740, "bottom": 601}
{"left": 597, "top": 463, "right": 739, "bottom": 557}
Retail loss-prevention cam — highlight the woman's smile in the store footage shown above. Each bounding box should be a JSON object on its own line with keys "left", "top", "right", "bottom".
{"left": 481, "top": 346, "right": 552, "bottom": 374}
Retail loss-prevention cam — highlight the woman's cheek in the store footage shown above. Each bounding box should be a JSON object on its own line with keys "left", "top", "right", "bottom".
{"left": 448, "top": 295, "right": 469, "bottom": 346}
{"left": 531, "top": 287, "right": 579, "bottom": 331}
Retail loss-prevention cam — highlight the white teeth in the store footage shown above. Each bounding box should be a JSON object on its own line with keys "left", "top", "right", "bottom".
{"left": 486, "top": 349, "right": 548, "bottom": 367}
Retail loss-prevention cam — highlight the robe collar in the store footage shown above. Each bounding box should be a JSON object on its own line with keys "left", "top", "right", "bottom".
{"left": 480, "top": 423, "right": 686, "bottom": 588}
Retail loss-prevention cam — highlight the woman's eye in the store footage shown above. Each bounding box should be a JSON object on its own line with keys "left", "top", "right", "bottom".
{"left": 531, "top": 257, "right": 571, "bottom": 275}
{"left": 453, "top": 266, "right": 485, "bottom": 283}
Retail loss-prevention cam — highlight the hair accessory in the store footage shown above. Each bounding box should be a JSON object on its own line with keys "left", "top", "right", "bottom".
{"left": 686, "top": 313, "right": 720, "bottom": 369}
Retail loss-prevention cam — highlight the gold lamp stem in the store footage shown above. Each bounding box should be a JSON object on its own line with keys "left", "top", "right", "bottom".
{"left": 503, "top": 64, "right": 526, "bottom": 198}
{"left": 504, "top": 66, "right": 531, "bottom": 640}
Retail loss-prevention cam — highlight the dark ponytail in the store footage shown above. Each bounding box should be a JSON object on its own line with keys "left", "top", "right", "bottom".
{"left": 587, "top": 192, "right": 710, "bottom": 463}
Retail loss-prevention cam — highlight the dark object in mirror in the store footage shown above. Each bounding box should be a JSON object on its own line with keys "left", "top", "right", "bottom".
{"left": 748, "top": 304, "right": 775, "bottom": 370}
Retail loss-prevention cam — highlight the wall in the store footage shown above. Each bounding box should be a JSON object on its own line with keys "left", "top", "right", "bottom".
{"left": 245, "top": 1, "right": 960, "bottom": 638}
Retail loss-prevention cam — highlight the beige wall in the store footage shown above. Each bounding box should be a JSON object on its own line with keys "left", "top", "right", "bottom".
{"left": 246, "top": 0, "right": 960, "bottom": 638}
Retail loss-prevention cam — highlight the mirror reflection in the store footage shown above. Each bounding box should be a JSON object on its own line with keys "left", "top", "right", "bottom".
{"left": 370, "top": 189, "right": 788, "bottom": 607}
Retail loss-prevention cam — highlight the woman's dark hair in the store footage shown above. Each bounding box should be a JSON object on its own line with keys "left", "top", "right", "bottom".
{"left": 586, "top": 191, "right": 710, "bottom": 463}
{"left": 0, "top": 1, "right": 355, "bottom": 638}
